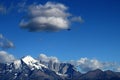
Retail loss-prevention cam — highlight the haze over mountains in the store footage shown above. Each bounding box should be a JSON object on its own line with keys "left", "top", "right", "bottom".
{"left": 0, "top": 55, "right": 120, "bottom": 80}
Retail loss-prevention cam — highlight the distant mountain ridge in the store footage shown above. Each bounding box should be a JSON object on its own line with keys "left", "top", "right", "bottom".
{"left": 0, "top": 55, "right": 120, "bottom": 80}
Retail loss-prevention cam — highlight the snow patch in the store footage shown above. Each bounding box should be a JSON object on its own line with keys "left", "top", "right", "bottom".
{"left": 22, "top": 55, "right": 47, "bottom": 70}
{"left": 56, "top": 72, "right": 67, "bottom": 77}
{"left": 13, "top": 60, "right": 22, "bottom": 69}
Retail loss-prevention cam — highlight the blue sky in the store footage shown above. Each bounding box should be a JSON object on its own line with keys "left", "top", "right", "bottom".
{"left": 0, "top": 0, "right": 120, "bottom": 62}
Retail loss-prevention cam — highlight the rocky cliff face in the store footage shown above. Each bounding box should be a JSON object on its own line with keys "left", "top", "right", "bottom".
{"left": 40, "top": 59, "right": 81, "bottom": 79}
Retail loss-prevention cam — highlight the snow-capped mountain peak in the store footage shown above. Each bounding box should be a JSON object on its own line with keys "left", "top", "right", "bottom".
{"left": 22, "top": 55, "right": 47, "bottom": 70}
{"left": 22, "top": 55, "right": 37, "bottom": 65}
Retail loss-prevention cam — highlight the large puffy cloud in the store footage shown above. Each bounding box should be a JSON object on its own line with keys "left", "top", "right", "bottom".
{"left": 0, "top": 1, "right": 83, "bottom": 32}
{"left": 0, "top": 51, "right": 16, "bottom": 63}
{"left": 0, "top": 34, "right": 14, "bottom": 49}
{"left": 39, "top": 54, "right": 59, "bottom": 63}
{"left": 20, "top": 2, "right": 71, "bottom": 32}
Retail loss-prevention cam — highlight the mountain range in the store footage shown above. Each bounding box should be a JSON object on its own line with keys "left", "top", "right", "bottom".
{"left": 0, "top": 55, "right": 120, "bottom": 80}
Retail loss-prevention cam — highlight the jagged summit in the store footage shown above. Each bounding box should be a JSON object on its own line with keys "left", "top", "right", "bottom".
{"left": 21, "top": 55, "right": 38, "bottom": 66}
{"left": 21, "top": 55, "right": 47, "bottom": 70}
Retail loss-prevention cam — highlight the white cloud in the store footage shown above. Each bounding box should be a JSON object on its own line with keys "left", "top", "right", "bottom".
{"left": 20, "top": 2, "right": 71, "bottom": 32}
{"left": 76, "top": 58, "right": 103, "bottom": 72}
{"left": 69, "top": 57, "right": 120, "bottom": 73}
{"left": 0, "top": 34, "right": 14, "bottom": 49}
{"left": 69, "top": 58, "right": 104, "bottom": 72}
{"left": 39, "top": 54, "right": 59, "bottom": 63}
{"left": 0, "top": 51, "right": 16, "bottom": 63}
{"left": 0, "top": 1, "right": 83, "bottom": 31}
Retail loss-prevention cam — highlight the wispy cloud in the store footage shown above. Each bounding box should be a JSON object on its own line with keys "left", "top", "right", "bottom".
{"left": 71, "top": 16, "right": 84, "bottom": 23}
{"left": 0, "top": 51, "right": 16, "bottom": 63}
{"left": 0, "top": 34, "right": 14, "bottom": 49}
{"left": 0, "top": 5, "right": 6, "bottom": 14}
{"left": 0, "top": 0, "right": 27, "bottom": 14}
{"left": 39, "top": 53, "right": 59, "bottom": 63}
